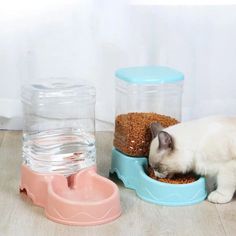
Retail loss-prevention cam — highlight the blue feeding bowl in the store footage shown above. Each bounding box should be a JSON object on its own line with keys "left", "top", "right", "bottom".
{"left": 110, "top": 148, "right": 207, "bottom": 206}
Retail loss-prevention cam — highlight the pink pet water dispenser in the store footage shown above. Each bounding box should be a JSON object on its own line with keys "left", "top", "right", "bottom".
{"left": 20, "top": 80, "right": 121, "bottom": 225}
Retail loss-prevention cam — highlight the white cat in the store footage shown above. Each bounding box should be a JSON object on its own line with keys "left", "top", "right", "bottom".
{"left": 149, "top": 116, "right": 236, "bottom": 204}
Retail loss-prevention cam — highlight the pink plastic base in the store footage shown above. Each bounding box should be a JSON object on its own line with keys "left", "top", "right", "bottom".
{"left": 20, "top": 165, "right": 121, "bottom": 226}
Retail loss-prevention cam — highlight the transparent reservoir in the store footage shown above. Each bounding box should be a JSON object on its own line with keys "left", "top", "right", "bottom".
{"left": 113, "top": 66, "right": 184, "bottom": 157}
{"left": 21, "top": 80, "right": 96, "bottom": 176}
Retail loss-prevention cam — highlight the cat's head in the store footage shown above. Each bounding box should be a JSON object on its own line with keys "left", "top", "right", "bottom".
{"left": 148, "top": 122, "right": 176, "bottom": 177}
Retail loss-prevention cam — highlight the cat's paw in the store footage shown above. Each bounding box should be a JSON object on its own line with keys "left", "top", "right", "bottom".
{"left": 208, "top": 191, "right": 232, "bottom": 204}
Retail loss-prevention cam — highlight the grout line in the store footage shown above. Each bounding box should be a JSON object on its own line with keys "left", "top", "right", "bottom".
{"left": 0, "top": 131, "right": 6, "bottom": 149}
{"left": 215, "top": 205, "right": 228, "bottom": 236}
{"left": 95, "top": 119, "right": 114, "bottom": 125}
{"left": 96, "top": 119, "right": 114, "bottom": 132}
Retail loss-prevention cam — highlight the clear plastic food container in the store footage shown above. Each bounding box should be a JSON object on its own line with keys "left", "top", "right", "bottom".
{"left": 113, "top": 66, "right": 184, "bottom": 157}
{"left": 21, "top": 79, "right": 96, "bottom": 176}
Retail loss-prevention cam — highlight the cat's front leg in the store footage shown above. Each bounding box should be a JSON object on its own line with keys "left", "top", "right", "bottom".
{"left": 208, "top": 161, "right": 236, "bottom": 204}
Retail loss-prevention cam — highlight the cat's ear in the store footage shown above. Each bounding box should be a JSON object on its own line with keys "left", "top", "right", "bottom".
{"left": 150, "top": 122, "right": 163, "bottom": 139}
{"left": 158, "top": 131, "right": 174, "bottom": 150}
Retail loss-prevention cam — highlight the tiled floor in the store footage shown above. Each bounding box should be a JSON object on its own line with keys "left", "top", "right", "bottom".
{"left": 0, "top": 131, "right": 235, "bottom": 236}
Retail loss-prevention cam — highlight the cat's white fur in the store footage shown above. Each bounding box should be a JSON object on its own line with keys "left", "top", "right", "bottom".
{"left": 149, "top": 116, "right": 236, "bottom": 203}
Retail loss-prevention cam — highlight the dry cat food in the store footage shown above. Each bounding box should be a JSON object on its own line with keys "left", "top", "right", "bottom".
{"left": 113, "top": 112, "right": 179, "bottom": 157}
{"left": 147, "top": 166, "right": 197, "bottom": 184}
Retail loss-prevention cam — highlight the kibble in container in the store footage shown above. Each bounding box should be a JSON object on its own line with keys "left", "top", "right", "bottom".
{"left": 114, "top": 66, "right": 184, "bottom": 157}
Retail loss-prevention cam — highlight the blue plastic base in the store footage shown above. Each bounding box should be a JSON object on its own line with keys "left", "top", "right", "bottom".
{"left": 110, "top": 148, "right": 207, "bottom": 206}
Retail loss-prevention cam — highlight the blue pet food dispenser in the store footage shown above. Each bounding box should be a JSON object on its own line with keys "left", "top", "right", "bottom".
{"left": 110, "top": 66, "right": 207, "bottom": 206}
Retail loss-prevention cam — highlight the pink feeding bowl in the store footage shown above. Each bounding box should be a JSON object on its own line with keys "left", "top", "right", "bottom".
{"left": 20, "top": 165, "right": 121, "bottom": 226}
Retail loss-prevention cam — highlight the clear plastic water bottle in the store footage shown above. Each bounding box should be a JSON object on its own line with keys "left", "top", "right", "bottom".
{"left": 21, "top": 79, "right": 96, "bottom": 176}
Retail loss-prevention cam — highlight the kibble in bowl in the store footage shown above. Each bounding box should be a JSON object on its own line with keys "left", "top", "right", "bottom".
{"left": 114, "top": 112, "right": 179, "bottom": 157}
{"left": 147, "top": 166, "right": 197, "bottom": 184}
{"left": 110, "top": 148, "right": 207, "bottom": 206}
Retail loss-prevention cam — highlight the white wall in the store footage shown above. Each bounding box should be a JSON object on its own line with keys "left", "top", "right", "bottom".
{"left": 1, "top": 1, "right": 236, "bottom": 130}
